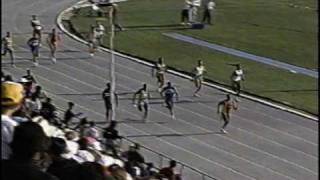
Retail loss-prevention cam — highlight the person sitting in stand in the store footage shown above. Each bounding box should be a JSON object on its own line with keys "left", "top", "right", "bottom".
{"left": 63, "top": 102, "right": 83, "bottom": 128}
{"left": 103, "top": 120, "right": 122, "bottom": 157}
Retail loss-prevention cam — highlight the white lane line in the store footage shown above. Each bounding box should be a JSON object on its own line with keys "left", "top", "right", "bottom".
{"left": 9, "top": 64, "right": 255, "bottom": 180}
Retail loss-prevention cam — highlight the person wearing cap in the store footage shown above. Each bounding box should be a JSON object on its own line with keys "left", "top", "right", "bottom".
{"left": 217, "top": 94, "right": 238, "bottom": 134}
{"left": 1, "top": 82, "right": 25, "bottom": 159}
{"left": 2, "top": 32, "right": 15, "bottom": 67}
{"left": 19, "top": 77, "right": 33, "bottom": 98}
{"left": 22, "top": 68, "right": 37, "bottom": 84}
{"left": 133, "top": 83, "right": 151, "bottom": 122}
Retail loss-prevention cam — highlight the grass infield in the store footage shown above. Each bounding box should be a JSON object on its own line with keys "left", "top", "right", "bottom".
{"left": 68, "top": 0, "right": 318, "bottom": 115}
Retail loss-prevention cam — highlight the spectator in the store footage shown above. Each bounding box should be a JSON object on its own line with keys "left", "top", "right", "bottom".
{"left": 158, "top": 160, "right": 181, "bottom": 180}
{"left": 109, "top": 164, "right": 133, "bottom": 180}
{"left": 103, "top": 120, "right": 122, "bottom": 156}
{"left": 40, "top": 97, "right": 58, "bottom": 124}
{"left": 74, "top": 137, "right": 95, "bottom": 163}
{"left": 122, "top": 143, "right": 145, "bottom": 165}
{"left": 2, "top": 121, "right": 58, "bottom": 180}
{"left": 47, "top": 137, "right": 79, "bottom": 179}
{"left": 85, "top": 121, "right": 100, "bottom": 140}
{"left": 22, "top": 68, "right": 37, "bottom": 84}
{"left": 25, "top": 93, "right": 42, "bottom": 116}
{"left": 4, "top": 74, "right": 13, "bottom": 82}
{"left": 1, "top": 82, "right": 24, "bottom": 159}
{"left": 19, "top": 77, "right": 33, "bottom": 98}
{"left": 63, "top": 101, "right": 83, "bottom": 128}
{"left": 75, "top": 117, "right": 90, "bottom": 137}
{"left": 143, "top": 162, "right": 158, "bottom": 177}
{"left": 32, "top": 85, "right": 47, "bottom": 102}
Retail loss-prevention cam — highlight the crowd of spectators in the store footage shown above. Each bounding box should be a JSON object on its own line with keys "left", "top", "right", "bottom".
{"left": 1, "top": 70, "right": 182, "bottom": 180}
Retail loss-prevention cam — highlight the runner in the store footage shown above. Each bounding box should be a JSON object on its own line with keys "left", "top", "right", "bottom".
{"left": 30, "top": 15, "right": 42, "bottom": 41}
{"left": 2, "top": 32, "right": 15, "bottom": 67}
{"left": 95, "top": 21, "right": 105, "bottom": 46}
{"left": 27, "top": 35, "right": 41, "bottom": 67}
{"left": 88, "top": 25, "right": 98, "bottom": 57}
{"left": 132, "top": 83, "right": 151, "bottom": 122}
{"left": 47, "top": 28, "right": 61, "bottom": 64}
{"left": 192, "top": 59, "right": 206, "bottom": 97}
{"left": 152, "top": 57, "right": 167, "bottom": 91}
{"left": 217, "top": 94, "right": 238, "bottom": 134}
{"left": 160, "top": 82, "right": 179, "bottom": 119}
{"left": 230, "top": 64, "right": 245, "bottom": 95}
{"left": 102, "top": 82, "right": 118, "bottom": 122}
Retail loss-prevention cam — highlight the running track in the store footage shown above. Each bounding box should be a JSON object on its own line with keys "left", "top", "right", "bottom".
{"left": 2, "top": 0, "right": 318, "bottom": 179}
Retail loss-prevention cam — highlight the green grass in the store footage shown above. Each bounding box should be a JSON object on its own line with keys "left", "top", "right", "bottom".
{"left": 69, "top": 0, "right": 318, "bottom": 115}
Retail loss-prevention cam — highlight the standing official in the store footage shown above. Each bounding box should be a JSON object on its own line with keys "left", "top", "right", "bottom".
{"left": 202, "top": 0, "right": 215, "bottom": 25}
{"left": 102, "top": 82, "right": 118, "bottom": 122}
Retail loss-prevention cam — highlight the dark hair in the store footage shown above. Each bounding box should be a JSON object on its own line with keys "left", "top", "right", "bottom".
{"left": 10, "top": 121, "right": 50, "bottom": 160}
{"left": 46, "top": 97, "right": 52, "bottom": 102}
{"left": 68, "top": 102, "right": 74, "bottom": 107}
{"left": 4, "top": 75, "right": 13, "bottom": 81}
{"left": 169, "top": 160, "right": 177, "bottom": 168}
{"left": 79, "top": 162, "right": 106, "bottom": 180}
{"left": 89, "top": 121, "right": 95, "bottom": 127}
{"left": 50, "top": 137, "right": 67, "bottom": 156}
{"left": 63, "top": 162, "right": 106, "bottom": 180}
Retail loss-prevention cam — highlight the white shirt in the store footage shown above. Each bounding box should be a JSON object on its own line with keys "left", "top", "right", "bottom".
{"left": 195, "top": 65, "right": 205, "bottom": 76}
{"left": 232, "top": 69, "right": 244, "bottom": 81}
{"left": 1, "top": 115, "right": 18, "bottom": 159}
{"left": 84, "top": 127, "right": 100, "bottom": 139}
